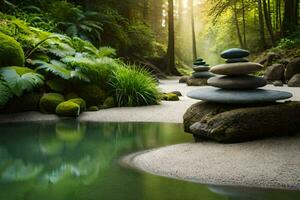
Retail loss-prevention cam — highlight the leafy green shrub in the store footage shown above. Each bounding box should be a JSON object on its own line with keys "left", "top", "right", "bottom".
{"left": 67, "top": 98, "right": 86, "bottom": 112}
{"left": 0, "top": 32, "right": 25, "bottom": 67}
{"left": 0, "top": 67, "right": 44, "bottom": 97}
{"left": 110, "top": 66, "right": 160, "bottom": 107}
{"left": 55, "top": 101, "right": 80, "bottom": 117}
{"left": 39, "top": 93, "right": 65, "bottom": 113}
{"left": 276, "top": 38, "right": 297, "bottom": 49}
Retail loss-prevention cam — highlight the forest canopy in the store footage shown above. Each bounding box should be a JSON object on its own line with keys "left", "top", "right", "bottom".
{"left": 0, "top": 0, "right": 299, "bottom": 70}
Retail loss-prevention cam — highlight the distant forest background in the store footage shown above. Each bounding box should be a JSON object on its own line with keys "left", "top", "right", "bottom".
{"left": 0, "top": 0, "right": 299, "bottom": 75}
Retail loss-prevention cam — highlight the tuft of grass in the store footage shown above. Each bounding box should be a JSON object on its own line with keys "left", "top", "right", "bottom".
{"left": 110, "top": 65, "right": 161, "bottom": 107}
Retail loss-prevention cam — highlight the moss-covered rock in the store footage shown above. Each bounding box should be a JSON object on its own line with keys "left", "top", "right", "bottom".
{"left": 0, "top": 32, "right": 25, "bottom": 67}
{"left": 39, "top": 93, "right": 65, "bottom": 113}
{"left": 75, "top": 84, "right": 107, "bottom": 106}
{"left": 87, "top": 106, "right": 99, "bottom": 111}
{"left": 184, "top": 101, "right": 300, "bottom": 143}
{"left": 161, "top": 93, "right": 180, "bottom": 101}
{"left": 67, "top": 98, "right": 86, "bottom": 112}
{"left": 55, "top": 101, "right": 80, "bottom": 117}
{"left": 1, "top": 93, "right": 42, "bottom": 113}
{"left": 101, "top": 97, "right": 116, "bottom": 109}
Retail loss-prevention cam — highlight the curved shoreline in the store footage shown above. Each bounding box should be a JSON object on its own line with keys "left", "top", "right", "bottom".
{"left": 122, "top": 138, "right": 300, "bottom": 191}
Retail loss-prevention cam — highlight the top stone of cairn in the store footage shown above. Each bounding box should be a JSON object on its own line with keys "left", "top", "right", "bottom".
{"left": 221, "top": 48, "right": 250, "bottom": 59}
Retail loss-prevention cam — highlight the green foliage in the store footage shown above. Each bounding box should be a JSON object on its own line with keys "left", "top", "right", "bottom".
{"left": 49, "top": 1, "right": 103, "bottom": 44}
{"left": 0, "top": 80, "right": 13, "bottom": 107}
{"left": 0, "top": 32, "right": 25, "bottom": 67}
{"left": 0, "top": 67, "right": 44, "bottom": 97}
{"left": 62, "top": 56, "right": 118, "bottom": 85}
{"left": 1, "top": 93, "right": 42, "bottom": 113}
{"left": 127, "top": 23, "right": 155, "bottom": 57}
{"left": 110, "top": 66, "right": 160, "bottom": 107}
{"left": 274, "top": 38, "right": 298, "bottom": 50}
{"left": 55, "top": 101, "right": 80, "bottom": 117}
{"left": 39, "top": 93, "right": 65, "bottom": 113}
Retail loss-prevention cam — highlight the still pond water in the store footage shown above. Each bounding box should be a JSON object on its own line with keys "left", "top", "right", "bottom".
{"left": 0, "top": 121, "right": 299, "bottom": 200}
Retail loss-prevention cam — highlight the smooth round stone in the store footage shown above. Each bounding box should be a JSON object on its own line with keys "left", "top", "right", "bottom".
{"left": 210, "top": 62, "right": 263, "bottom": 75}
{"left": 194, "top": 61, "right": 206, "bottom": 65}
{"left": 192, "top": 71, "right": 215, "bottom": 79}
{"left": 226, "top": 58, "right": 249, "bottom": 63}
{"left": 207, "top": 75, "right": 267, "bottom": 89}
{"left": 221, "top": 48, "right": 250, "bottom": 59}
{"left": 187, "top": 88, "right": 292, "bottom": 104}
{"left": 193, "top": 66, "right": 210, "bottom": 72}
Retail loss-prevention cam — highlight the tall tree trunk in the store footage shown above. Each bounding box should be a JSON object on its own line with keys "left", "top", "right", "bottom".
{"left": 233, "top": 1, "right": 244, "bottom": 48}
{"left": 190, "top": 0, "right": 197, "bottom": 60}
{"left": 165, "top": 0, "right": 180, "bottom": 75}
{"left": 283, "top": 0, "right": 298, "bottom": 36}
{"left": 241, "top": 0, "right": 247, "bottom": 48}
{"left": 258, "top": 0, "right": 267, "bottom": 48}
{"left": 143, "top": 0, "right": 150, "bottom": 22}
{"left": 262, "top": 0, "right": 275, "bottom": 45}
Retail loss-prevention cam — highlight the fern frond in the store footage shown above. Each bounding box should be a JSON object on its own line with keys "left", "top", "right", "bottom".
{"left": 0, "top": 68, "right": 44, "bottom": 97}
{"left": 97, "top": 47, "right": 117, "bottom": 58}
{"left": 33, "top": 60, "right": 71, "bottom": 79}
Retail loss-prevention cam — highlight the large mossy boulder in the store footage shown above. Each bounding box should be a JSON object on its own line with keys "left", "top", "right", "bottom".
{"left": 39, "top": 93, "right": 65, "bottom": 113}
{"left": 55, "top": 101, "right": 80, "bottom": 117}
{"left": 75, "top": 84, "right": 107, "bottom": 106}
{"left": 0, "top": 32, "right": 25, "bottom": 67}
{"left": 183, "top": 101, "right": 300, "bottom": 143}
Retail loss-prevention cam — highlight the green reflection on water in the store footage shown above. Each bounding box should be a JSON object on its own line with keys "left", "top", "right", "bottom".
{"left": 0, "top": 121, "right": 299, "bottom": 200}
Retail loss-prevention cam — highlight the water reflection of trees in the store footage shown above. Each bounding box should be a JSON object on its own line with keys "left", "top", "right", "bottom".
{"left": 0, "top": 121, "right": 187, "bottom": 185}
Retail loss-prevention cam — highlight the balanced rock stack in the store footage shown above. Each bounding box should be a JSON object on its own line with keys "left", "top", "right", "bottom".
{"left": 184, "top": 48, "right": 298, "bottom": 143}
{"left": 187, "top": 58, "right": 215, "bottom": 86}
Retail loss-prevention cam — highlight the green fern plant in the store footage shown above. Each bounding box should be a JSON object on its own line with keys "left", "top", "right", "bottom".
{"left": 61, "top": 56, "right": 119, "bottom": 84}
{"left": 0, "top": 67, "right": 44, "bottom": 97}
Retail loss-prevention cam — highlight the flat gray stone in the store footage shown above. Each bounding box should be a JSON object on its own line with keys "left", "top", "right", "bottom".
{"left": 226, "top": 58, "right": 249, "bottom": 63}
{"left": 210, "top": 62, "right": 263, "bottom": 75}
{"left": 221, "top": 48, "right": 250, "bottom": 59}
{"left": 207, "top": 75, "right": 267, "bottom": 89}
{"left": 187, "top": 87, "right": 292, "bottom": 104}
{"left": 192, "top": 71, "right": 215, "bottom": 78}
{"left": 193, "top": 66, "right": 210, "bottom": 72}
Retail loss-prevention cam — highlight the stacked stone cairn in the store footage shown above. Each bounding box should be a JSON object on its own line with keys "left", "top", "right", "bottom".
{"left": 184, "top": 48, "right": 297, "bottom": 143}
{"left": 186, "top": 58, "right": 215, "bottom": 86}
{"left": 188, "top": 48, "right": 292, "bottom": 104}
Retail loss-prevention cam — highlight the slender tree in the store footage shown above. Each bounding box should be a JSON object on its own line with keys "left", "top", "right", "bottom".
{"left": 241, "top": 0, "right": 247, "bottom": 48}
{"left": 283, "top": 0, "right": 299, "bottom": 35}
{"left": 165, "top": 0, "right": 180, "bottom": 75}
{"left": 258, "top": 0, "right": 267, "bottom": 48}
{"left": 190, "top": 0, "right": 197, "bottom": 60}
{"left": 232, "top": 1, "right": 244, "bottom": 48}
{"left": 262, "top": 0, "right": 275, "bottom": 45}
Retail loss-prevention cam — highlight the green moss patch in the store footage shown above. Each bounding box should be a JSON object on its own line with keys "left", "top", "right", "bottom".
{"left": 55, "top": 101, "right": 80, "bottom": 117}
{"left": 39, "top": 93, "right": 65, "bottom": 113}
